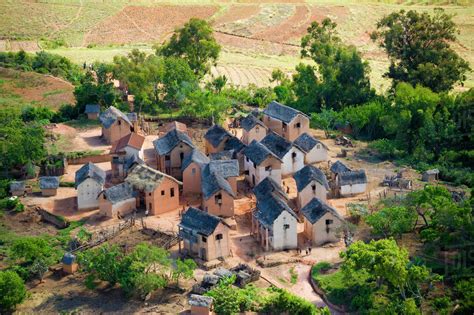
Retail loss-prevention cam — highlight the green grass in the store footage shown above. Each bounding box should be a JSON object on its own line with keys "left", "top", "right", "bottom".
{"left": 289, "top": 267, "right": 298, "bottom": 285}
{"left": 64, "top": 118, "right": 101, "bottom": 129}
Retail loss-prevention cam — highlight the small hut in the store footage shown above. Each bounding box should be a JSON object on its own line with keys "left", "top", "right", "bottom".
{"left": 10, "top": 181, "right": 31, "bottom": 197}
{"left": 62, "top": 252, "right": 78, "bottom": 274}
{"left": 189, "top": 294, "right": 214, "bottom": 315}
{"left": 39, "top": 176, "right": 60, "bottom": 196}
{"left": 422, "top": 169, "right": 439, "bottom": 182}
{"left": 84, "top": 104, "right": 100, "bottom": 120}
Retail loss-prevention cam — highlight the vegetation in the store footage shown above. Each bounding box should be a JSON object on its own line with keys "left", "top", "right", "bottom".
{"left": 0, "top": 270, "right": 27, "bottom": 312}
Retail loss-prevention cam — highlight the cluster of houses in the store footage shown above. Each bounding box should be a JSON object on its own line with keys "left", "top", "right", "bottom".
{"left": 9, "top": 102, "right": 369, "bottom": 263}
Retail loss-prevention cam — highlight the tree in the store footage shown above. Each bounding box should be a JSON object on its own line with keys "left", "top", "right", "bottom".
{"left": 365, "top": 206, "right": 417, "bottom": 238}
{"left": 172, "top": 258, "right": 197, "bottom": 286}
{"left": 371, "top": 9, "right": 470, "bottom": 92}
{"left": 74, "top": 68, "right": 119, "bottom": 114}
{"left": 0, "top": 271, "right": 27, "bottom": 311}
{"left": 261, "top": 287, "right": 325, "bottom": 315}
{"left": 157, "top": 18, "right": 220, "bottom": 77}
{"left": 30, "top": 258, "right": 49, "bottom": 283}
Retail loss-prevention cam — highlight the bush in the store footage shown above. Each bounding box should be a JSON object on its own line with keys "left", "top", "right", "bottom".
{"left": 367, "top": 139, "right": 401, "bottom": 160}
{"left": 53, "top": 104, "right": 79, "bottom": 122}
{"left": 0, "top": 197, "right": 24, "bottom": 212}
{"left": 0, "top": 270, "right": 27, "bottom": 311}
{"left": 21, "top": 106, "right": 55, "bottom": 123}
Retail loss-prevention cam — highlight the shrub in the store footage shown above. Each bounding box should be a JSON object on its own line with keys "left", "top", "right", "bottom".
{"left": 0, "top": 270, "right": 27, "bottom": 311}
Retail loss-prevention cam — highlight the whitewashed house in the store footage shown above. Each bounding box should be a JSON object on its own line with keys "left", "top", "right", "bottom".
{"left": 240, "top": 114, "right": 267, "bottom": 145}
{"left": 336, "top": 170, "right": 368, "bottom": 197}
{"left": 293, "top": 165, "right": 329, "bottom": 209}
{"left": 294, "top": 132, "right": 328, "bottom": 164}
{"left": 260, "top": 132, "right": 305, "bottom": 177}
{"left": 243, "top": 140, "right": 282, "bottom": 187}
{"left": 301, "top": 198, "right": 344, "bottom": 246}
{"left": 75, "top": 162, "right": 106, "bottom": 210}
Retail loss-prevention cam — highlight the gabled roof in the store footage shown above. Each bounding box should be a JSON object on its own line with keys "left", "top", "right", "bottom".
{"left": 99, "top": 106, "right": 132, "bottom": 129}
{"left": 253, "top": 177, "right": 288, "bottom": 201}
{"left": 126, "top": 164, "right": 181, "bottom": 192}
{"left": 209, "top": 160, "right": 239, "bottom": 179}
{"left": 153, "top": 129, "right": 194, "bottom": 155}
{"left": 240, "top": 114, "right": 266, "bottom": 132}
{"left": 182, "top": 149, "right": 209, "bottom": 171}
{"left": 424, "top": 169, "right": 439, "bottom": 175}
{"left": 204, "top": 125, "right": 231, "bottom": 148}
{"left": 102, "top": 182, "right": 135, "bottom": 204}
{"left": 210, "top": 150, "right": 234, "bottom": 161}
{"left": 294, "top": 133, "right": 328, "bottom": 153}
{"left": 301, "top": 198, "right": 343, "bottom": 224}
{"left": 126, "top": 112, "right": 138, "bottom": 122}
{"left": 189, "top": 294, "right": 213, "bottom": 308}
{"left": 254, "top": 193, "right": 298, "bottom": 229}
{"left": 243, "top": 140, "right": 281, "bottom": 166}
{"left": 39, "top": 176, "right": 60, "bottom": 189}
{"left": 339, "top": 170, "right": 367, "bottom": 186}
{"left": 75, "top": 162, "right": 106, "bottom": 188}
{"left": 330, "top": 161, "right": 351, "bottom": 174}
{"left": 263, "top": 101, "right": 308, "bottom": 123}
{"left": 224, "top": 136, "right": 245, "bottom": 153}
{"left": 10, "top": 181, "right": 25, "bottom": 192}
{"left": 165, "top": 121, "right": 187, "bottom": 133}
{"left": 201, "top": 164, "right": 235, "bottom": 200}
{"left": 293, "top": 165, "right": 329, "bottom": 192}
{"left": 85, "top": 104, "right": 100, "bottom": 114}
{"left": 260, "top": 132, "right": 294, "bottom": 159}
{"left": 110, "top": 133, "right": 145, "bottom": 154}
{"left": 179, "top": 207, "right": 224, "bottom": 236}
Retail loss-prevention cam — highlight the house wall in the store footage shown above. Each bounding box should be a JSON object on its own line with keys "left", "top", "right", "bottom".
{"left": 227, "top": 176, "right": 237, "bottom": 195}
{"left": 11, "top": 190, "right": 25, "bottom": 197}
{"left": 306, "top": 212, "right": 343, "bottom": 246}
{"left": 205, "top": 139, "right": 227, "bottom": 155}
{"left": 242, "top": 125, "right": 267, "bottom": 145}
{"left": 281, "top": 147, "right": 305, "bottom": 177}
{"left": 146, "top": 178, "right": 180, "bottom": 215}
{"left": 182, "top": 222, "right": 230, "bottom": 261}
{"left": 102, "top": 117, "right": 133, "bottom": 145}
{"left": 77, "top": 178, "right": 103, "bottom": 210}
{"left": 157, "top": 143, "right": 193, "bottom": 180}
{"left": 297, "top": 181, "right": 328, "bottom": 209}
{"left": 202, "top": 190, "right": 234, "bottom": 218}
{"left": 340, "top": 183, "right": 366, "bottom": 196}
{"left": 263, "top": 114, "right": 310, "bottom": 142}
{"left": 305, "top": 145, "right": 328, "bottom": 164}
{"left": 190, "top": 305, "right": 211, "bottom": 315}
{"left": 271, "top": 211, "right": 297, "bottom": 251}
{"left": 87, "top": 112, "right": 99, "bottom": 120}
{"left": 182, "top": 162, "right": 203, "bottom": 195}
{"left": 41, "top": 188, "right": 57, "bottom": 197}
{"left": 124, "top": 146, "right": 142, "bottom": 160}
{"left": 99, "top": 197, "right": 136, "bottom": 218}
{"left": 244, "top": 156, "right": 282, "bottom": 187}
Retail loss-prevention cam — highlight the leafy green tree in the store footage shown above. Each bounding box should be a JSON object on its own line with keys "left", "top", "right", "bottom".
{"left": 261, "top": 287, "right": 324, "bottom": 315}
{"left": 74, "top": 69, "right": 119, "bottom": 114}
{"left": 0, "top": 270, "right": 27, "bottom": 311}
{"left": 366, "top": 206, "right": 417, "bottom": 238}
{"left": 310, "top": 107, "right": 340, "bottom": 138}
{"left": 172, "top": 258, "right": 197, "bottom": 286}
{"left": 183, "top": 89, "right": 232, "bottom": 123}
{"left": 157, "top": 18, "right": 220, "bottom": 77}
{"left": 371, "top": 9, "right": 471, "bottom": 92}
{"left": 30, "top": 257, "right": 49, "bottom": 283}
{"left": 8, "top": 236, "right": 56, "bottom": 268}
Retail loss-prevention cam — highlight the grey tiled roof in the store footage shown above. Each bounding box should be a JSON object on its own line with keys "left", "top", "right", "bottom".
{"left": 260, "top": 132, "right": 293, "bottom": 159}
{"left": 153, "top": 129, "right": 194, "bottom": 155}
{"left": 99, "top": 106, "right": 132, "bottom": 129}
{"left": 84, "top": 104, "right": 100, "bottom": 114}
{"left": 339, "top": 170, "right": 367, "bottom": 186}
{"left": 10, "top": 181, "right": 25, "bottom": 192}
{"left": 293, "top": 165, "right": 329, "bottom": 192}
{"left": 126, "top": 164, "right": 181, "bottom": 192}
{"left": 210, "top": 150, "right": 234, "bottom": 161}
{"left": 224, "top": 136, "right": 245, "bottom": 153}
{"left": 102, "top": 182, "right": 136, "bottom": 204}
{"left": 126, "top": 112, "right": 137, "bottom": 122}
{"left": 39, "top": 176, "right": 60, "bottom": 189}
{"left": 182, "top": 149, "right": 209, "bottom": 171}
{"left": 293, "top": 133, "right": 328, "bottom": 153}
{"left": 243, "top": 140, "right": 280, "bottom": 166}
{"left": 204, "top": 125, "right": 231, "bottom": 148}
{"left": 254, "top": 193, "right": 297, "bottom": 229}
{"left": 201, "top": 164, "right": 235, "bottom": 200}
{"left": 263, "top": 101, "right": 308, "bottom": 123}
{"left": 189, "top": 294, "right": 213, "bottom": 307}
{"left": 424, "top": 169, "right": 439, "bottom": 175}
{"left": 330, "top": 161, "right": 351, "bottom": 174}
{"left": 301, "top": 198, "right": 343, "bottom": 224}
{"left": 179, "top": 207, "right": 222, "bottom": 236}
{"left": 253, "top": 177, "right": 287, "bottom": 201}
{"left": 209, "top": 160, "right": 239, "bottom": 178}
{"left": 75, "top": 162, "right": 106, "bottom": 188}
{"left": 240, "top": 114, "right": 266, "bottom": 131}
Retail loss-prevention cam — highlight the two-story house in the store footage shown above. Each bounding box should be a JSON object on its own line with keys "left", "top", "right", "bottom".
{"left": 262, "top": 101, "right": 310, "bottom": 142}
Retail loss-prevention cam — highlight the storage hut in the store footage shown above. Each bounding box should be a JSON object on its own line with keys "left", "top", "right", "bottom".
{"left": 39, "top": 176, "right": 60, "bottom": 196}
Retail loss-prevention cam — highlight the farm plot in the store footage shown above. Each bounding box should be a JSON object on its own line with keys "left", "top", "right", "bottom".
{"left": 85, "top": 5, "right": 219, "bottom": 45}
{"left": 211, "top": 65, "right": 273, "bottom": 87}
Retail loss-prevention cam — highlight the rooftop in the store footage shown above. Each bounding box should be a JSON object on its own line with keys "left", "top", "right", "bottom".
{"left": 255, "top": 193, "right": 297, "bottom": 229}
{"left": 293, "top": 132, "right": 328, "bottom": 153}
{"left": 39, "top": 176, "right": 60, "bottom": 189}
{"left": 165, "top": 121, "right": 187, "bottom": 133}
{"left": 189, "top": 294, "right": 213, "bottom": 308}
{"left": 179, "top": 207, "right": 223, "bottom": 236}
{"left": 75, "top": 162, "right": 106, "bottom": 188}
{"left": 253, "top": 177, "right": 288, "bottom": 201}
{"left": 126, "top": 164, "right": 181, "bottom": 192}
{"left": 243, "top": 140, "right": 280, "bottom": 166}
{"left": 330, "top": 161, "right": 351, "bottom": 174}
{"left": 260, "top": 132, "right": 294, "bottom": 159}
{"left": 102, "top": 182, "right": 135, "bottom": 204}
{"left": 209, "top": 160, "right": 239, "bottom": 178}
{"left": 201, "top": 164, "right": 235, "bottom": 200}
{"left": 339, "top": 170, "right": 367, "bottom": 186}
{"left": 153, "top": 129, "right": 194, "bottom": 155}
{"left": 263, "top": 101, "right": 308, "bottom": 123}
{"left": 293, "top": 165, "right": 329, "bottom": 192}
{"left": 99, "top": 106, "right": 132, "bottom": 129}
{"left": 240, "top": 114, "right": 266, "bottom": 131}
{"left": 182, "top": 149, "right": 209, "bottom": 171}
{"left": 10, "top": 181, "right": 25, "bottom": 192}
{"left": 84, "top": 104, "right": 100, "bottom": 114}
{"left": 110, "top": 132, "right": 145, "bottom": 154}
{"left": 224, "top": 136, "right": 245, "bottom": 153}
{"left": 301, "top": 198, "right": 343, "bottom": 224}
{"left": 204, "top": 124, "right": 231, "bottom": 148}
{"left": 209, "top": 150, "right": 234, "bottom": 161}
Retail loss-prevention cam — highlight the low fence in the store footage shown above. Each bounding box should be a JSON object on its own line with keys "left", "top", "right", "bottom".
{"left": 67, "top": 153, "right": 111, "bottom": 165}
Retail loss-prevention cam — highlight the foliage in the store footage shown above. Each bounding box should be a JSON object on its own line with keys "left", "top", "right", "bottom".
{"left": 371, "top": 9, "right": 471, "bottom": 92}
{"left": 365, "top": 206, "right": 417, "bottom": 238}
{"left": 182, "top": 88, "right": 231, "bottom": 123}
{"left": 74, "top": 68, "right": 119, "bottom": 114}
{"left": 157, "top": 18, "right": 220, "bottom": 78}
{"left": 261, "top": 287, "right": 325, "bottom": 315}
{"left": 0, "top": 197, "right": 25, "bottom": 212}
{"left": 454, "top": 278, "right": 474, "bottom": 314}
{"left": 21, "top": 106, "right": 55, "bottom": 123}
{"left": 0, "top": 270, "right": 27, "bottom": 311}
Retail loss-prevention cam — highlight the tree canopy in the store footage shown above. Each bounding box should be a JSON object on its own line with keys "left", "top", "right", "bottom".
{"left": 0, "top": 270, "right": 27, "bottom": 311}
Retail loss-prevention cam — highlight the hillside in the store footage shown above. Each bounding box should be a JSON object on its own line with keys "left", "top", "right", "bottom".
{"left": 0, "top": 1, "right": 472, "bottom": 90}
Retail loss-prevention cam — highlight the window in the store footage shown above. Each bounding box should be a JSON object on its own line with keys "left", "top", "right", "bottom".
{"left": 202, "top": 236, "right": 207, "bottom": 243}
{"left": 180, "top": 152, "right": 184, "bottom": 161}
{"left": 149, "top": 193, "right": 152, "bottom": 196}
{"left": 253, "top": 162, "right": 256, "bottom": 168}
{"left": 292, "top": 152, "right": 297, "bottom": 159}
{"left": 161, "top": 190, "right": 165, "bottom": 196}
{"left": 282, "top": 122, "right": 287, "bottom": 132}
{"left": 215, "top": 193, "right": 222, "bottom": 205}
{"left": 118, "top": 120, "right": 121, "bottom": 125}
{"left": 255, "top": 126, "right": 259, "bottom": 133}
{"left": 326, "top": 219, "right": 333, "bottom": 225}
{"left": 295, "top": 122, "right": 301, "bottom": 128}
{"left": 265, "top": 165, "right": 272, "bottom": 172}
{"left": 216, "top": 234, "right": 223, "bottom": 240}
{"left": 244, "top": 170, "right": 249, "bottom": 175}
{"left": 192, "top": 168, "right": 196, "bottom": 175}
{"left": 246, "top": 157, "right": 249, "bottom": 162}
{"left": 165, "top": 155, "right": 170, "bottom": 161}
{"left": 316, "top": 144, "right": 320, "bottom": 149}
{"left": 283, "top": 224, "right": 290, "bottom": 230}
{"left": 312, "top": 184, "right": 316, "bottom": 193}
{"left": 170, "top": 188, "right": 175, "bottom": 197}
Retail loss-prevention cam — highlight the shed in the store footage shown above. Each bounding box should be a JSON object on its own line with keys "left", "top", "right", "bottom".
{"left": 294, "top": 132, "right": 328, "bottom": 164}
{"left": 62, "top": 252, "right": 78, "bottom": 274}
{"left": 84, "top": 104, "right": 100, "bottom": 120}
{"left": 422, "top": 169, "right": 439, "bottom": 182}
{"left": 10, "top": 181, "right": 31, "bottom": 197}
{"left": 204, "top": 124, "right": 232, "bottom": 154}
{"left": 39, "top": 176, "right": 60, "bottom": 196}
{"left": 99, "top": 182, "right": 137, "bottom": 218}
{"left": 189, "top": 294, "right": 213, "bottom": 315}
{"left": 301, "top": 198, "right": 344, "bottom": 246}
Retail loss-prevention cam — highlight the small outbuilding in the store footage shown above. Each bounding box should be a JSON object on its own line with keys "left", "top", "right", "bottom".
{"left": 62, "top": 252, "right": 78, "bottom": 274}
{"left": 10, "top": 181, "right": 31, "bottom": 197}
{"left": 204, "top": 124, "right": 232, "bottom": 154}
{"left": 422, "top": 169, "right": 439, "bottom": 182}
{"left": 336, "top": 170, "right": 368, "bottom": 197}
{"left": 99, "top": 182, "right": 137, "bottom": 218}
{"left": 189, "top": 294, "right": 214, "bottom": 315}
{"left": 294, "top": 132, "right": 328, "bottom": 164}
{"left": 293, "top": 165, "right": 329, "bottom": 209}
{"left": 75, "top": 162, "right": 106, "bottom": 210}
{"left": 330, "top": 160, "right": 351, "bottom": 180}
{"left": 165, "top": 121, "right": 188, "bottom": 135}
{"left": 301, "top": 198, "right": 344, "bottom": 246}
{"left": 39, "top": 176, "right": 60, "bottom": 196}
{"left": 84, "top": 104, "right": 100, "bottom": 120}
{"left": 99, "top": 106, "right": 134, "bottom": 145}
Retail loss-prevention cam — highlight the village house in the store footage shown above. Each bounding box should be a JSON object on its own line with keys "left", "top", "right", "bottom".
{"left": 153, "top": 129, "right": 195, "bottom": 180}
{"left": 243, "top": 140, "right": 282, "bottom": 187}
{"left": 126, "top": 164, "right": 181, "bottom": 215}
{"left": 208, "top": 159, "right": 239, "bottom": 194}
{"left": 75, "top": 162, "right": 106, "bottom": 210}
{"left": 39, "top": 176, "right": 60, "bottom": 197}
{"left": 223, "top": 136, "right": 246, "bottom": 174}
{"left": 329, "top": 160, "right": 351, "bottom": 180}
{"left": 98, "top": 182, "right": 137, "bottom": 218}
{"left": 165, "top": 121, "right": 188, "bottom": 135}
{"left": 188, "top": 294, "right": 214, "bottom": 315}
{"left": 204, "top": 124, "right": 232, "bottom": 154}
{"left": 422, "top": 169, "right": 440, "bottom": 182}
{"left": 262, "top": 101, "right": 310, "bottom": 142}
{"left": 182, "top": 149, "right": 210, "bottom": 195}
{"left": 260, "top": 132, "right": 305, "bottom": 177}
{"left": 293, "top": 132, "right": 328, "bottom": 164}
{"left": 9, "top": 181, "right": 31, "bottom": 197}
{"left": 253, "top": 177, "right": 289, "bottom": 202}
{"left": 240, "top": 114, "right": 267, "bottom": 145}
{"left": 84, "top": 104, "right": 100, "bottom": 120}
{"left": 336, "top": 170, "right": 368, "bottom": 197}
{"left": 293, "top": 165, "right": 330, "bottom": 209}
{"left": 179, "top": 207, "right": 231, "bottom": 262}
{"left": 251, "top": 191, "right": 298, "bottom": 251}
{"left": 99, "top": 106, "right": 135, "bottom": 145}
{"left": 301, "top": 198, "right": 344, "bottom": 246}
{"left": 110, "top": 133, "right": 145, "bottom": 180}
{"left": 201, "top": 165, "right": 236, "bottom": 218}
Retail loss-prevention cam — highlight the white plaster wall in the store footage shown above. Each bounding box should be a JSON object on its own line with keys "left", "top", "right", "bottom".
{"left": 298, "top": 180, "right": 328, "bottom": 209}
{"left": 77, "top": 178, "right": 103, "bottom": 210}
{"left": 271, "top": 211, "right": 297, "bottom": 251}
{"left": 310, "top": 212, "right": 343, "bottom": 246}
{"left": 244, "top": 158, "right": 282, "bottom": 187}
{"left": 340, "top": 183, "right": 366, "bottom": 196}
{"left": 305, "top": 145, "right": 328, "bottom": 164}
{"left": 281, "top": 147, "right": 305, "bottom": 177}
{"left": 124, "top": 146, "right": 142, "bottom": 160}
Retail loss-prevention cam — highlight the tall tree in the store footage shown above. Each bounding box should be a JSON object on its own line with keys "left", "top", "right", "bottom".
{"left": 157, "top": 18, "right": 220, "bottom": 78}
{"left": 371, "top": 9, "right": 471, "bottom": 92}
